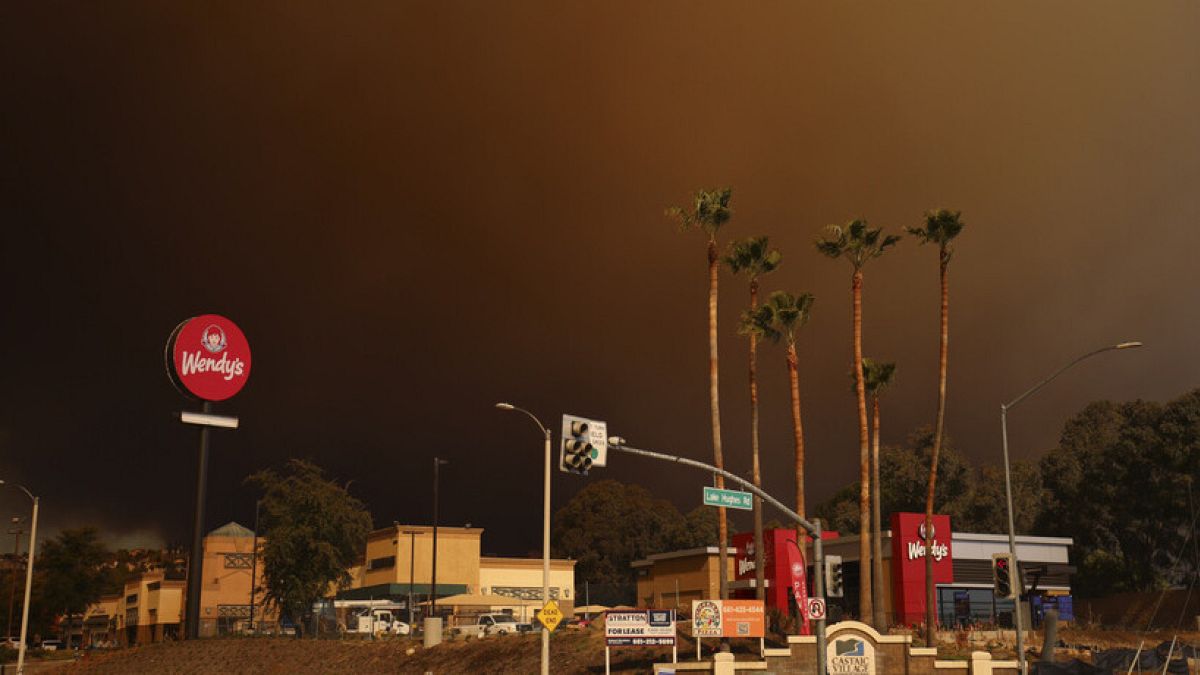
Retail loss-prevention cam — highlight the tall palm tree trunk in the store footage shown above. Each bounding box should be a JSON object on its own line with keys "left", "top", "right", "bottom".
{"left": 924, "top": 252, "right": 949, "bottom": 639}
{"left": 787, "top": 341, "right": 808, "bottom": 629}
{"left": 749, "top": 280, "right": 765, "bottom": 600}
{"left": 851, "top": 270, "right": 873, "bottom": 625}
{"left": 708, "top": 239, "right": 728, "bottom": 603}
{"left": 871, "top": 395, "right": 886, "bottom": 629}
{"left": 787, "top": 343, "right": 806, "bottom": 522}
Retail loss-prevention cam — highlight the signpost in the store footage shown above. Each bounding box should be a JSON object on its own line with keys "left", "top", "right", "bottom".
{"left": 537, "top": 599, "right": 563, "bottom": 632}
{"left": 166, "top": 314, "right": 251, "bottom": 640}
{"left": 702, "top": 486, "right": 754, "bottom": 511}
{"left": 605, "top": 610, "right": 676, "bottom": 674}
{"left": 806, "top": 598, "right": 827, "bottom": 621}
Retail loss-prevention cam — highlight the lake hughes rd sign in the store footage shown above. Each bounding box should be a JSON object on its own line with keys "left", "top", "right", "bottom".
{"left": 166, "top": 314, "right": 252, "bottom": 402}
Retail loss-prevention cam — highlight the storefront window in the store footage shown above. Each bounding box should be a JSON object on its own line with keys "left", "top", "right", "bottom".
{"left": 937, "top": 588, "right": 1014, "bottom": 628}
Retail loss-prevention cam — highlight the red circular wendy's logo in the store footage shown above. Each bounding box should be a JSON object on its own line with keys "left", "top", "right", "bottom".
{"left": 918, "top": 521, "right": 936, "bottom": 541}
{"left": 165, "top": 314, "right": 252, "bottom": 402}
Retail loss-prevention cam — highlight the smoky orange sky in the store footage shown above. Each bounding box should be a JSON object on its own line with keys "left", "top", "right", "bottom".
{"left": 2, "top": 1, "right": 1198, "bottom": 554}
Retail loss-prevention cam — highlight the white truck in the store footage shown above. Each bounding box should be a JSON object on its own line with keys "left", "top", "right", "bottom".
{"left": 338, "top": 603, "right": 410, "bottom": 636}
{"left": 454, "top": 613, "right": 523, "bottom": 637}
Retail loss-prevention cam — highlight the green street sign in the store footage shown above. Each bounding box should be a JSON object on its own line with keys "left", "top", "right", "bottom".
{"left": 703, "top": 486, "right": 754, "bottom": 511}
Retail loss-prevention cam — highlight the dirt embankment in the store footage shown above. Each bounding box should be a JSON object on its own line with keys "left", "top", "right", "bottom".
{"left": 60, "top": 626, "right": 1200, "bottom": 674}
{"left": 62, "top": 629, "right": 694, "bottom": 675}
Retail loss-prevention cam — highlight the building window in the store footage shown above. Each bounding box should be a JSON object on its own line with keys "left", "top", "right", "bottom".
{"left": 224, "top": 553, "right": 253, "bottom": 569}
{"left": 368, "top": 556, "right": 396, "bottom": 571}
{"left": 147, "top": 582, "right": 161, "bottom": 591}
{"left": 126, "top": 593, "right": 138, "bottom": 606}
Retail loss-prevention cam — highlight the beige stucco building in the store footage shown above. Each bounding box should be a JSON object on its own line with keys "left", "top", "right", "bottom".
{"left": 84, "top": 522, "right": 276, "bottom": 645}
{"left": 632, "top": 546, "right": 737, "bottom": 611}
{"left": 339, "top": 524, "right": 576, "bottom": 621}
{"left": 194, "top": 521, "right": 276, "bottom": 637}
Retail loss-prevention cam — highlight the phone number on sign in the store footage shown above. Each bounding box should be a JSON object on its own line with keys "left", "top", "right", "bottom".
{"left": 606, "top": 637, "right": 676, "bottom": 647}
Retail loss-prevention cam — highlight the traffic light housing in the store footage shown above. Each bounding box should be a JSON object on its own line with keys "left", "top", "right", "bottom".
{"left": 992, "top": 552, "right": 1017, "bottom": 600}
{"left": 560, "top": 414, "right": 607, "bottom": 475}
{"left": 825, "top": 555, "right": 844, "bottom": 598}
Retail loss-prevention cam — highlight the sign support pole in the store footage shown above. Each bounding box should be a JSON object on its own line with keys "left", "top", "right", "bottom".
{"left": 185, "top": 400, "right": 212, "bottom": 639}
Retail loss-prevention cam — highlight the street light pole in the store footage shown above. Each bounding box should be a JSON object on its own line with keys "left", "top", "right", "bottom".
{"left": 1000, "top": 341, "right": 1141, "bottom": 673}
{"left": 1, "top": 481, "right": 38, "bottom": 675}
{"left": 400, "top": 529, "right": 420, "bottom": 631}
{"left": 428, "top": 457, "right": 449, "bottom": 646}
{"left": 495, "top": 403, "right": 551, "bottom": 675}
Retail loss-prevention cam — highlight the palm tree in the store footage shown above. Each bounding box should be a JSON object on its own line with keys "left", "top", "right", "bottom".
{"left": 726, "top": 236, "right": 781, "bottom": 601}
{"left": 863, "top": 358, "right": 896, "bottom": 629}
{"left": 815, "top": 219, "right": 900, "bottom": 626}
{"left": 906, "top": 209, "right": 965, "bottom": 639}
{"left": 667, "top": 187, "right": 733, "bottom": 601}
{"left": 748, "top": 291, "right": 815, "bottom": 630}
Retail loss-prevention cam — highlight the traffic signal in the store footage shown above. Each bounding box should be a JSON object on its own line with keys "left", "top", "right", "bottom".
{"left": 992, "top": 552, "right": 1017, "bottom": 600}
{"left": 825, "top": 555, "right": 844, "bottom": 598}
{"left": 560, "top": 414, "right": 607, "bottom": 475}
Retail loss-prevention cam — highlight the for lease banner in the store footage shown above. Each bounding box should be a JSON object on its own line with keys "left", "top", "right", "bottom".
{"left": 605, "top": 609, "right": 676, "bottom": 647}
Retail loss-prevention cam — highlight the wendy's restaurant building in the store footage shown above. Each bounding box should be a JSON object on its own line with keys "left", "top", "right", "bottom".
{"left": 730, "top": 513, "right": 1075, "bottom": 628}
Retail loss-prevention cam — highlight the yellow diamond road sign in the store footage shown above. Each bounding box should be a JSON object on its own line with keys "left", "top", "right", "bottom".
{"left": 538, "top": 599, "right": 563, "bottom": 631}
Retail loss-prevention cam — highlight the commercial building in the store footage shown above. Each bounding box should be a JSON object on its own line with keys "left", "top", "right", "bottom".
{"left": 84, "top": 521, "right": 275, "bottom": 646}
{"left": 193, "top": 521, "right": 275, "bottom": 637}
{"left": 633, "top": 513, "right": 1074, "bottom": 628}
{"left": 632, "top": 546, "right": 736, "bottom": 611}
{"left": 337, "top": 524, "right": 576, "bottom": 622}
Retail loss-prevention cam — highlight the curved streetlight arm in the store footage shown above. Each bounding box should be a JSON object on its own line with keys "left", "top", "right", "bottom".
{"left": 495, "top": 403, "right": 550, "bottom": 439}
{"left": 0, "top": 482, "right": 34, "bottom": 504}
{"left": 1003, "top": 342, "right": 1142, "bottom": 411}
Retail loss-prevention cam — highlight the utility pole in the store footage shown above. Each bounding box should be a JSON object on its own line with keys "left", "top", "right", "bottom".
{"left": 248, "top": 500, "right": 260, "bottom": 633}
{"left": 400, "top": 528, "right": 421, "bottom": 631}
{"left": 7, "top": 517, "right": 24, "bottom": 639}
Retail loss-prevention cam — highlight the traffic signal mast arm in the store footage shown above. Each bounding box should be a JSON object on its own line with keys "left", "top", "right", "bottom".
{"left": 606, "top": 439, "right": 830, "bottom": 675}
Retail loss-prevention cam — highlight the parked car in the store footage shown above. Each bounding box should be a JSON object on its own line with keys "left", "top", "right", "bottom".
{"left": 3, "top": 636, "right": 21, "bottom": 649}
{"left": 39, "top": 639, "right": 63, "bottom": 651}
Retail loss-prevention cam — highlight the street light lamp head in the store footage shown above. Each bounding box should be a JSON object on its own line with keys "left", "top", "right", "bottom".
{"left": 495, "top": 403, "right": 515, "bottom": 410}
{"left": 1115, "top": 341, "right": 1143, "bottom": 349}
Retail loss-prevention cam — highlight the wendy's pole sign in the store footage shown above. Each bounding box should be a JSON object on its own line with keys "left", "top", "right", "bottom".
{"left": 165, "top": 314, "right": 251, "bottom": 640}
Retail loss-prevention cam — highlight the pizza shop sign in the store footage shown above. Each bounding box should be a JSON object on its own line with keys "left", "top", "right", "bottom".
{"left": 165, "top": 314, "right": 252, "bottom": 402}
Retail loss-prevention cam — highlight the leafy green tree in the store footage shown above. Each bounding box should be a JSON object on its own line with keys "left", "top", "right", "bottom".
{"left": 726, "top": 236, "right": 782, "bottom": 602}
{"left": 246, "top": 459, "right": 372, "bottom": 637}
{"left": 816, "top": 219, "right": 900, "bottom": 626}
{"left": 962, "top": 461, "right": 1044, "bottom": 535}
{"left": 667, "top": 187, "right": 734, "bottom": 601}
{"left": 38, "top": 527, "right": 108, "bottom": 643}
{"left": 814, "top": 427, "right": 974, "bottom": 534}
{"left": 1036, "top": 392, "right": 1200, "bottom": 596}
{"left": 680, "top": 505, "right": 721, "bottom": 549}
{"left": 906, "top": 208, "right": 965, "bottom": 634}
{"left": 552, "top": 480, "right": 693, "bottom": 590}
